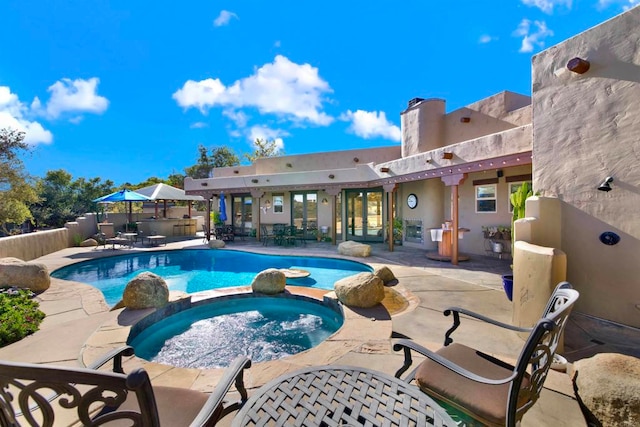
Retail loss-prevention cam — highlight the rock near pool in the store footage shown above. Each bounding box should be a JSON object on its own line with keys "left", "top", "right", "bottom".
{"left": 337, "top": 241, "right": 371, "bottom": 257}
{"left": 334, "top": 272, "right": 384, "bottom": 308}
{"left": 373, "top": 266, "right": 396, "bottom": 284}
{"left": 572, "top": 353, "right": 640, "bottom": 427}
{"left": 0, "top": 257, "right": 50, "bottom": 292}
{"left": 123, "top": 272, "right": 169, "bottom": 309}
{"left": 252, "top": 268, "right": 286, "bottom": 295}
{"left": 208, "top": 239, "right": 225, "bottom": 249}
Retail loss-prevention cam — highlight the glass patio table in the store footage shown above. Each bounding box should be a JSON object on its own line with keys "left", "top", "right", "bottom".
{"left": 232, "top": 365, "right": 455, "bottom": 426}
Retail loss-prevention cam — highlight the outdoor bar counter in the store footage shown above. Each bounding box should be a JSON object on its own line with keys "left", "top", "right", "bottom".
{"left": 136, "top": 217, "right": 198, "bottom": 237}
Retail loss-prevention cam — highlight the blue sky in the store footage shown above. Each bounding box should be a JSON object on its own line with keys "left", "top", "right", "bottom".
{"left": 1, "top": 0, "right": 636, "bottom": 185}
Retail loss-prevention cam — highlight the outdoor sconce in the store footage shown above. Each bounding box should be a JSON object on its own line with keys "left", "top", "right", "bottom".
{"left": 460, "top": 117, "right": 471, "bottom": 123}
{"left": 380, "top": 167, "right": 390, "bottom": 173}
{"left": 264, "top": 199, "right": 271, "bottom": 207}
{"left": 201, "top": 182, "right": 208, "bottom": 186}
{"left": 442, "top": 152, "right": 453, "bottom": 160}
{"left": 353, "top": 157, "right": 359, "bottom": 163}
{"left": 251, "top": 178, "right": 259, "bottom": 184}
{"left": 328, "top": 174, "right": 335, "bottom": 179}
{"left": 597, "top": 176, "right": 614, "bottom": 192}
{"left": 321, "top": 198, "right": 329, "bottom": 205}
{"left": 567, "top": 57, "right": 590, "bottom": 74}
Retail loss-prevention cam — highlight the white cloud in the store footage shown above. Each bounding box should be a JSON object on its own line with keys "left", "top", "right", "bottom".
{"left": 479, "top": 34, "right": 497, "bottom": 44}
{"left": 513, "top": 19, "right": 554, "bottom": 53}
{"left": 521, "top": 0, "right": 572, "bottom": 14}
{"left": 0, "top": 86, "right": 52, "bottom": 145}
{"left": 340, "top": 110, "right": 401, "bottom": 142}
{"left": 223, "top": 109, "right": 249, "bottom": 128}
{"left": 213, "top": 10, "right": 238, "bottom": 27}
{"left": 45, "top": 77, "right": 109, "bottom": 119}
{"left": 190, "top": 122, "right": 208, "bottom": 129}
{"left": 248, "top": 125, "right": 287, "bottom": 150}
{"left": 598, "top": 0, "right": 639, "bottom": 10}
{"left": 173, "top": 55, "right": 333, "bottom": 126}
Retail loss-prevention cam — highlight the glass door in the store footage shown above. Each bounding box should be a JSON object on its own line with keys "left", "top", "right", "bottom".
{"left": 291, "top": 192, "right": 317, "bottom": 239}
{"left": 345, "top": 189, "right": 383, "bottom": 242}
{"left": 232, "top": 194, "right": 252, "bottom": 236}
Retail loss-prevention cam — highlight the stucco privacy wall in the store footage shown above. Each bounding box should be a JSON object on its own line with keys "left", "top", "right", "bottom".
{"left": 531, "top": 7, "right": 640, "bottom": 327}
{"left": 0, "top": 229, "right": 68, "bottom": 261}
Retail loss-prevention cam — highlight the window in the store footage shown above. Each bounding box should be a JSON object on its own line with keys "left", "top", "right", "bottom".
{"left": 476, "top": 184, "right": 497, "bottom": 213}
{"left": 509, "top": 182, "right": 532, "bottom": 212}
{"left": 273, "top": 194, "right": 284, "bottom": 214}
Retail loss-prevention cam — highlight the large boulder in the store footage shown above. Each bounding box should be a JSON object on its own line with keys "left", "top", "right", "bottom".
{"left": 334, "top": 272, "right": 384, "bottom": 308}
{"left": 373, "top": 266, "right": 396, "bottom": 284}
{"left": 572, "top": 353, "right": 640, "bottom": 427}
{"left": 81, "top": 238, "right": 98, "bottom": 247}
{"left": 251, "top": 268, "right": 286, "bottom": 295}
{"left": 0, "top": 257, "right": 50, "bottom": 292}
{"left": 123, "top": 272, "right": 169, "bottom": 309}
{"left": 338, "top": 241, "right": 371, "bottom": 257}
{"left": 209, "top": 239, "right": 226, "bottom": 249}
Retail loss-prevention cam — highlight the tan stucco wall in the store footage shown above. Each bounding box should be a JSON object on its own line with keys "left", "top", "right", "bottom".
{"left": 401, "top": 99, "right": 446, "bottom": 157}
{"left": 531, "top": 7, "right": 640, "bottom": 327}
{"left": 0, "top": 229, "right": 69, "bottom": 262}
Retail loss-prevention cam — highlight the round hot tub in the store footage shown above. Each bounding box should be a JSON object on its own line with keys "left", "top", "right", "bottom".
{"left": 128, "top": 293, "right": 344, "bottom": 369}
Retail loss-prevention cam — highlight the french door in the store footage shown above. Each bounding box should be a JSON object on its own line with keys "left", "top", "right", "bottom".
{"left": 291, "top": 192, "right": 317, "bottom": 238}
{"left": 345, "top": 189, "right": 383, "bottom": 242}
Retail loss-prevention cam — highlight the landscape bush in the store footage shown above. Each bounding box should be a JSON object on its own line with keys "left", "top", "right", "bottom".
{"left": 0, "top": 288, "right": 46, "bottom": 347}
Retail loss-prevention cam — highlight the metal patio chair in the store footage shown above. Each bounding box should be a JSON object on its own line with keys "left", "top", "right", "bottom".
{"left": 394, "top": 282, "right": 579, "bottom": 427}
{"left": 0, "top": 346, "right": 251, "bottom": 426}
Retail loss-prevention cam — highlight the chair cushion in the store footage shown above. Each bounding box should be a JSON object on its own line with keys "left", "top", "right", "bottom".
{"left": 112, "top": 385, "right": 220, "bottom": 426}
{"left": 414, "top": 343, "right": 529, "bottom": 426}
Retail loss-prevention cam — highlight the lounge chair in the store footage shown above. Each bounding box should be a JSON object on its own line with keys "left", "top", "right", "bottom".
{"left": 0, "top": 346, "right": 251, "bottom": 426}
{"left": 394, "top": 282, "right": 579, "bottom": 427}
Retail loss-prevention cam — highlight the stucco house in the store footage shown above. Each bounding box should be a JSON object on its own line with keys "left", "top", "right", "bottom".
{"left": 186, "top": 6, "right": 640, "bottom": 329}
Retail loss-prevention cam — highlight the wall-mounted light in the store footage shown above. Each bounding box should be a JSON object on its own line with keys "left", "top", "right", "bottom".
{"left": 328, "top": 174, "right": 335, "bottom": 179}
{"left": 321, "top": 198, "right": 328, "bottom": 205}
{"left": 264, "top": 199, "right": 271, "bottom": 207}
{"left": 460, "top": 117, "right": 471, "bottom": 123}
{"left": 251, "top": 178, "right": 259, "bottom": 184}
{"left": 380, "top": 167, "right": 390, "bottom": 173}
{"left": 597, "top": 176, "right": 614, "bottom": 192}
{"left": 442, "top": 152, "right": 453, "bottom": 160}
{"left": 567, "top": 57, "right": 590, "bottom": 74}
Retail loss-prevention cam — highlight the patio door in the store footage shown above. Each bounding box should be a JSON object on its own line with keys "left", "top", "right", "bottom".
{"left": 345, "top": 189, "right": 383, "bottom": 242}
{"left": 232, "top": 194, "right": 252, "bottom": 236}
{"left": 291, "top": 192, "right": 317, "bottom": 238}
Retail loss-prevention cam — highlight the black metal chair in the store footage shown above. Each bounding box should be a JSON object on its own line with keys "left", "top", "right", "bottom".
{"left": 0, "top": 346, "right": 251, "bottom": 426}
{"left": 394, "top": 282, "right": 579, "bottom": 427}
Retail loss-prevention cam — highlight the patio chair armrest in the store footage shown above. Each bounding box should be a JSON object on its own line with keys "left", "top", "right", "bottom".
{"left": 87, "top": 345, "right": 135, "bottom": 373}
{"left": 393, "top": 339, "right": 517, "bottom": 386}
{"left": 189, "top": 356, "right": 252, "bottom": 427}
{"left": 443, "top": 306, "right": 532, "bottom": 346}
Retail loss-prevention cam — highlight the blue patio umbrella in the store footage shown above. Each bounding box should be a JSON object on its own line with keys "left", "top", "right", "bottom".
{"left": 93, "top": 189, "right": 152, "bottom": 223}
{"left": 219, "top": 192, "right": 228, "bottom": 222}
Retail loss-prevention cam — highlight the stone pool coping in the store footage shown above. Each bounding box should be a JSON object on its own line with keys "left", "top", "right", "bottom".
{"left": 81, "top": 286, "right": 394, "bottom": 393}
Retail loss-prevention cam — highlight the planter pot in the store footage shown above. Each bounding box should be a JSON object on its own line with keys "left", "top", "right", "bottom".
{"left": 502, "top": 275, "right": 513, "bottom": 301}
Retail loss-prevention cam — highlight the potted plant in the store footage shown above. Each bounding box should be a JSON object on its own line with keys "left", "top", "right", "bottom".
{"left": 393, "top": 218, "right": 403, "bottom": 245}
{"left": 498, "top": 226, "right": 511, "bottom": 241}
{"left": 502, "top": 182, "right": 534, "bottom": 301}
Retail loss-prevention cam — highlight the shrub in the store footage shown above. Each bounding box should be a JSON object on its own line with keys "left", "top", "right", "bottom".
{"left": 0, "top": 288, "right": 46, "bottom": 347}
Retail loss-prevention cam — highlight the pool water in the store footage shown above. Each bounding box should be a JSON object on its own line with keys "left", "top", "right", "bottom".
{"left": 128, "top": 296, "right": 344, "bottom": 368}
{"left": 51, "top": 249, "right": 371, "bottom": 306}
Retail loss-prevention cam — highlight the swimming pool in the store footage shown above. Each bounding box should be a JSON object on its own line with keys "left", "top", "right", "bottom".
{"left": 51, "top": 249, "right": 372, "bottom": 306}
{"left": 128, "top": 294, "right": 344, "bottom": 369}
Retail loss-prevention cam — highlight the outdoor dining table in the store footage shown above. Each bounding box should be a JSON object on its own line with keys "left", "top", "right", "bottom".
{"left": 232, "top": 365, "right": 455, "bottom": 426}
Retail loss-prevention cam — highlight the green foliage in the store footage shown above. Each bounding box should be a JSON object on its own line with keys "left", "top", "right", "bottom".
{"left": 185, "top": 145, "right": 240, "bottom": 178}
{"left": 510, "top": 182, "right": 533, "bottom": 240}
{"left": 30, "top": 169, "right": 114, "bottom": 228}
{"left": 0, "top": 288, "right": 46, "bottom": 347}
{"left": 211, "top": 211, "right": 223, "bottom": 225}
{"left": 244, "top": 138, "right": 284, "bottom": 163}
{"left": 72, "top": 233, "right": 83, "bottom": 246}
{"left": 393, "top": 218, "right": 403, "bottom": 240}
{"left": 0, "top": 128, "right": 38, "bottom": 234}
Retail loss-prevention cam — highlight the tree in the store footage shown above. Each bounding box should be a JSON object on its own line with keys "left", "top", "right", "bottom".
{"left": 0, "top": 129, "right": 38, "bottom": 234}
{"left": 30, "top": 170, "right": 114, "bottom": 228}
{"left": 244, "top": 138, "right": 283, "bottom": 163}
{"left": 184, "top": 145, "right": 240, "bottom": 178}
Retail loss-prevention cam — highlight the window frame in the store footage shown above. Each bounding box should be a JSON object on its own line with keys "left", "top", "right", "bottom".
{"left": 475, "top": 184, "right": 497, "bottom": 213}
{"left": 273, "top": 194, "right": 284, "bottom": 214}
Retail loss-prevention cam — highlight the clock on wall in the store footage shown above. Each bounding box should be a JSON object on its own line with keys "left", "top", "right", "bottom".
{"left": 407, "top": 193, "right": 418, "bottom": 209}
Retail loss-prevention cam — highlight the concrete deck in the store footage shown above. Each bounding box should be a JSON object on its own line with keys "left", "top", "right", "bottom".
{"left": 2, "top": 236, "right": 639, "bottom": 425}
